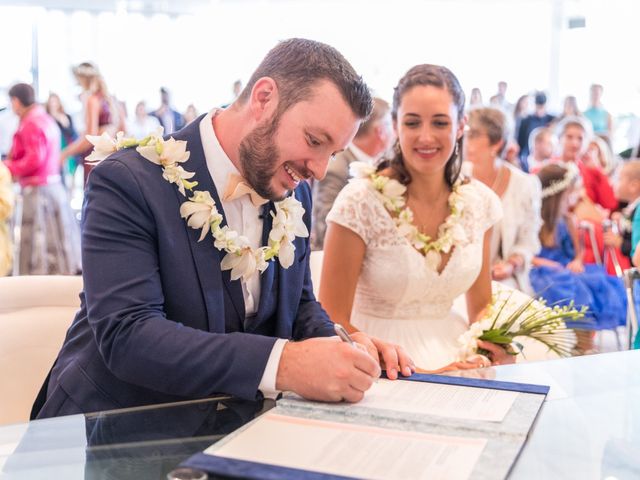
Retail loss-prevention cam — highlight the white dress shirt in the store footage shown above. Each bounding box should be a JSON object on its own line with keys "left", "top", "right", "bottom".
{"left": 199, "top": 109, "right": 286, "bottom": 397}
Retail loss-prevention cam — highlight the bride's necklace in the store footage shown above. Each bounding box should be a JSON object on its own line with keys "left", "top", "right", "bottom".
{"left": 349, "top": 161, "right": 469, "bottom": 272}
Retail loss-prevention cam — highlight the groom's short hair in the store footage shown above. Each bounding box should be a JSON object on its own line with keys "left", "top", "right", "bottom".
{"left": 237, "top": 38, "right": 372, "bottom": 120}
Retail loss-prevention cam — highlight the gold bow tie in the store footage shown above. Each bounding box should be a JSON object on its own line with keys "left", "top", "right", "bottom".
{"left": 222, "top": 172, "right": 268, "bottom": 207}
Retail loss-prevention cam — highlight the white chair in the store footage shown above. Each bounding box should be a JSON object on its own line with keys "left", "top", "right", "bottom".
{"left": 0, "top": 275, "right": 82, "bottom": 425}
{"left": 309, "top": 250, "right": 324, "bottom": 298}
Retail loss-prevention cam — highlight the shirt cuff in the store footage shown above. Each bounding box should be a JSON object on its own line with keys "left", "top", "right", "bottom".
{"left": 258, "top": 338, "right": 288, "bottom": 399}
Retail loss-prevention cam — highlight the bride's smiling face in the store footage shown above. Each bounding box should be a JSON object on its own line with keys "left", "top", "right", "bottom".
{"left": 394, "top": 85, "right": 465, "bottom": 178}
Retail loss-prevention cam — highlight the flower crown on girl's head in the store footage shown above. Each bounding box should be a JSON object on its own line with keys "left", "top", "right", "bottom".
{"left": 541, "top": 163, "right": 580, "bottom": 199}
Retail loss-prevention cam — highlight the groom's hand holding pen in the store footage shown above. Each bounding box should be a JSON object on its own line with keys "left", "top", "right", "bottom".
{"left": 336, "top": 323, "right": 416, "bottom": 381}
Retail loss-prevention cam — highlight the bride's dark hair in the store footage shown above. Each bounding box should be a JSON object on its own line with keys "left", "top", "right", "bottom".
{"left": 378, "top": 64, "right": 466, "bottom": 188}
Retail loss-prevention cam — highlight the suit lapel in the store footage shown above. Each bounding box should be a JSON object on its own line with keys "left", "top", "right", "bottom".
{"left": 246, "top": 202, "right": 277, "bottom": 332}
{"left": 172, "top": 118, "right": 245, "bottom": 332}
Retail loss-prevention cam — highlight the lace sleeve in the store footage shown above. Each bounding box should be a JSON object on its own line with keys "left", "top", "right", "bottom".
{"left": 326, "top": 179, "right": 380, "bottom": 246}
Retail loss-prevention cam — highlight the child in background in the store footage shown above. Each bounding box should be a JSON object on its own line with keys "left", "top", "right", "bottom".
{"left": 530, "top": 164, "right": 627, "bottom": 352}
{"left": 608, "top": 161, "right": 640, "bottom": 266}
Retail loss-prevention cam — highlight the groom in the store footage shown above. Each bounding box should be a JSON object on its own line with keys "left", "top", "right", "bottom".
{"left": 33, "top": 38, "right": 413, "bottom": 419}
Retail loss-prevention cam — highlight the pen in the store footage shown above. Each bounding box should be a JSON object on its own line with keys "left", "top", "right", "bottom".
{"left": 334, "top": 323, "right": 355, "bottom": 346}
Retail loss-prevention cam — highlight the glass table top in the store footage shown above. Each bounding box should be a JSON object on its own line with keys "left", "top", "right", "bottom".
{"left": 1, "top": 350, "right": 639, "bottom": 479}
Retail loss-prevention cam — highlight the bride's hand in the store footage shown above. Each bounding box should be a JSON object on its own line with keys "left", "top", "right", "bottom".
{"left": 477, "top": 340, "right": 516, "bottom": 366}
{"left": 350, "top": 332, "right": 415, "bottom": 380}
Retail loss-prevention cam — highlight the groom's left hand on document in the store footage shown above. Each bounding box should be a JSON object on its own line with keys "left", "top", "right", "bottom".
{"left": 350, "top": 332, "right": 415, "bottom": 380}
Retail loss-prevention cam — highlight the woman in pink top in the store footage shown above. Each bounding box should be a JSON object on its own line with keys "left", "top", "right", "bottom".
{"left": 5, "top": 83, "right": 81, "bottom": 274}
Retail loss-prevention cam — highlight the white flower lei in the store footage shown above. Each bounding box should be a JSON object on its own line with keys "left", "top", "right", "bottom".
{"left": 350, "top": 161, "right": 469, "bottom": 272}
{"left": 86, "top": 128, "right": 309, "bottom": 282}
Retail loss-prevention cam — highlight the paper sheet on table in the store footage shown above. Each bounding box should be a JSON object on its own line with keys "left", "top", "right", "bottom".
{"left": 356, "top": 379, "right": 518, "bottom": 422}
{"left": 209, "top": 411, "right": 487, "bottom": 480}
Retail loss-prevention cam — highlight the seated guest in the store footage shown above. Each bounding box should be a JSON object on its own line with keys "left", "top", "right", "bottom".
{"left": 311, "top": 97, "right": 393, "bottom": 250}
{"left": 320, "top": 64, "right": 514, "bottom": 372}
{"left": 4, "top": 83, "right": 81, "bottom": 275}
{"left": 465, "top": 107, "right": 542, "bottom": 294}
{"left": 32, "top": 39, "right": 413, "bottom": 420}
{"left": 554, "top": 116, "right": 627, "bottom": 272}
{"left": 529, "top": 164, "right": 626, "bottom": 344}
{"left": 555, "top": 116, "right": 617, "bottom": 212}
{"left": 586, "top": 135, "right": 617, "bottom": 177}
{"left": 527, "top": 126, "right": 554, "bottom": 173}
{"left": 606, "top": 160, "right": 640, "bottom": 264}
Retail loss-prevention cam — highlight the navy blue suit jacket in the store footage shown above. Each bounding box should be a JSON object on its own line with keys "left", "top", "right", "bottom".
{"left": 35, "top": 118, "right": 334, "bottom": 418}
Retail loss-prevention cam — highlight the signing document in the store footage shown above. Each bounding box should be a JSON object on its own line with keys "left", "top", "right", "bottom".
{"left": 210, "top": 411, "right": 486, "bottom": 480}
{"left": 358, "top": 378, "right": 518, "bottom": 422}
{"left": 185, "top": 374, "right": 549, "bottom": 480}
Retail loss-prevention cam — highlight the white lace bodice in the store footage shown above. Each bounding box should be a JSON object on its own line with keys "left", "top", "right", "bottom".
{"left": 326, "top": 177, "right": 502, "bottom": 323}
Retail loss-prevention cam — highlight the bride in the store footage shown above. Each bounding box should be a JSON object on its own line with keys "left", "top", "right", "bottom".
{"left": 319, "top": 64, "right": 514, "bottom": 372}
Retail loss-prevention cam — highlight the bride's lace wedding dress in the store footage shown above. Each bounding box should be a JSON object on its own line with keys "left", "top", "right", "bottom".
{"left": 327, "top": 177, "right": 502, "bottom": 370}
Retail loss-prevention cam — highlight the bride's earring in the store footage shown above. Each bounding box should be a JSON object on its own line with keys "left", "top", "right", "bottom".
{"left": 394, "top": 141, "right": 401, "bottom": 156}
{"left": 454, "top": 142, "right": 459, "bottom": 159}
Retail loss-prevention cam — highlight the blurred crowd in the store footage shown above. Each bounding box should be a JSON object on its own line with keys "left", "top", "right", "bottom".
{"left": 1, "top": 64, "right": 639, "bottom": 354}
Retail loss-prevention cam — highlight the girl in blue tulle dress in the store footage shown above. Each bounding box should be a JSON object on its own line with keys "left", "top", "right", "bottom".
{"left": 529, "top": 164, "right": 626, "bottom": 331}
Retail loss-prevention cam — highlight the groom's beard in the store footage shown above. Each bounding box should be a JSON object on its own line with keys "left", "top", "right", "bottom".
{"left": 238, "top": 114, "right": 284, "bottom": 201}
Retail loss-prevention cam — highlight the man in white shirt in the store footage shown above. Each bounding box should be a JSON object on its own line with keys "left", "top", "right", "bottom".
{"left": 311, "top": 97, "right": 393, "bottom": 250}
{"left": 33, "top": 38, "right": 413, "bottom": 419}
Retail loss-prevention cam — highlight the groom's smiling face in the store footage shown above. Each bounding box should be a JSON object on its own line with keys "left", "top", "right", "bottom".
{"left": 239, "top": 80, "right": 360, "bottom": 201}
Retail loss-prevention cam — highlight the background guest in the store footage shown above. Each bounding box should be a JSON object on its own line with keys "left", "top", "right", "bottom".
{"left": 584, "top": 84, "right": 613, "bottom": 143}
{"left": 46, "top": 92, "right": 78, "bottom": 190}
{"left": 4, "top": 83, "right": 81, "bottom": 275}
{"left": 468, "top": 87, "right": 483, "bottom": 109}
{"left": 465, "top": 107, "right": 542, "bottom": 294}
{"left": 527, "top": 126, "right": 554, "bottom": 173}
{"left": 512, "top": 94, "right": 530, "bottom": 142}
{"left": 517, "top": 91, "right": 555, "bottom": 171}
{"left": 489, "top": 80, "right": 511, "bottom": 112}
{"left": 311, "top": 97, "right": 393, "bottom": 250}
{"left": 608, "top": 160, "right": 640, "bottom": 265}
{"left": 183, "top": 103, "right": 198, "bottom": 125}
{"left": 559, "top": 95, "right": 581, "bottom": 121}
{"left": 60, "top": 62, "right": 125, "bottom": 185}
{"left": 530, "top": 164, "right": 626, "bottom": 351}
{"left": 586, "top": 135, "right": 617, "bottom": 177}
{"left": 0, "top": 162, "right": 13, "bottom": 276}
{"left": 151, "top": 87, "right": 185, "bottom": 134}
{"left": 127, "top": 101, "right": 160, "bottom": 139}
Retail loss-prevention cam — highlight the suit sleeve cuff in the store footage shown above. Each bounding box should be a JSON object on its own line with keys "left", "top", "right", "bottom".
{"left": 258, "top": 338, "right": 288, "bottom": 399}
